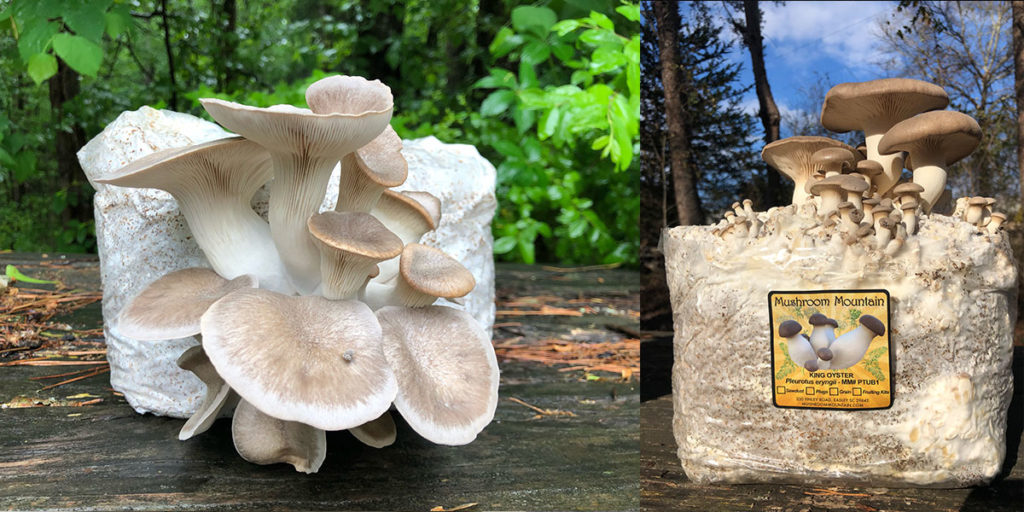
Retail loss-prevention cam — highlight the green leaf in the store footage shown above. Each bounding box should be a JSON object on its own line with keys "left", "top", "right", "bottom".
{"left": 588, "top": 11, "right": 615, "bottom": 30}
{"left": 6, "top": 265, "right": 59, "bottom": 284}
{"left": 590, "top": 46, "right": 628, "bottom": 73}
{"left": 615, "top": 3, "right": 642, "bottom": 22}
{"left": 538, "top": 107, "right": 560, "bottom": 140}
{"left": 518, "top": 88, "right": 552, "bottom": 109}
{"left": 591, "top": 135, "right": 610, "bottom": 150}
{"left": 472, "top": 68, "right": 516, "bottom": 89}
{"left": 52, "top": 33, "right": 103, "bottom": 76}
{"left": 64, "top": 0, "right": 108, "bottom": 43}
{"left": 551, "top": 19, "right": 581, "bottom": 37}
{"left": 511, "top": 6, "right": 557, "bottom": 37}
{"left": 512, "top": 106, "right": 535, "bottom": 134}
{"left": 13, "top": 150, "right": 36, "bottom": 183}
{"left": 551, "top": 43, "right": 575, "bottom": 63}
{"left": 104, "top": 5, "right": 132, "bottom": 38}
{"left": 17, "top": 20, "right": 59, "bottom": 62}
{"left": 493, "top": 236, "right": 516, "bottom": 254}
{"left": 0, "top": 147, "right": 15, "bottom": 167}
{"left": 489, "top": 26, "right": 524, "bottom": 58}
{"left": 520, "top": 41, "right": 550, "bottom": 67}
{"left": 579, "top": 28, "right": 621, "bottom": 46}
{"left": 519, "top": 60, "right": 538, "bottom": 89}
{"left": 480, "top": 90, "right": 516, "bottom": 117}
{"left": 26, "top": 52, "right": 57, "bottom": 85}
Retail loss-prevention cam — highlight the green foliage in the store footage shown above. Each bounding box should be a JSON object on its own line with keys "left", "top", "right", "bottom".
{"left": 475, "top": 2, "right": 639, "bottom": 264}
{"left": 1, "top": 0, "right": 130, "bottom": 85}
{"left": 0, "top": 0, "right": 638, "bottom": 265}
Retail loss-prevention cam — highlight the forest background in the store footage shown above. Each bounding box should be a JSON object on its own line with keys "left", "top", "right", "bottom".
{"left": 641, "top": 1, "right": 1024, "bottom": 330}
{"left": 0, "top": 0, "right": 640, "bottom": 266}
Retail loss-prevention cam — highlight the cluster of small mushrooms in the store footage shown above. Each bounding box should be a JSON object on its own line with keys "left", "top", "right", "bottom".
{"left": 99, "top": 75, "right": 499, "bottom": 473}
{"left": 779, "top": 314, "right": 885, "bottom": 372}
{"left": 710, "top": 78, "right": 1007, "bottom": 252}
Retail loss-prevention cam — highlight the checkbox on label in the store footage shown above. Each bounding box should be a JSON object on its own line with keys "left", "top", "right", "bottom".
{"left": 805, "top": 386, "right": 814, "bottom": 395}
{"left": 853, "top": 387, "right": 863, "bottom": 396}
{"left": 830, "top": 387, "right": 839, "bottom": 396}
{"left": 776, "top": 386, "right": 786, "bottom": 395}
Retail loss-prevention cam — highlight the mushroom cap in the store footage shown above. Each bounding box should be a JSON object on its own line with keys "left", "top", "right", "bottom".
{"left": 863, "top": 197, "right": 880, "bottom": 207}
{"left": 231, "top": 398, "right": 327, "bottom": 474}
{"left": 877, "top": 110, "right": 982, "bottom": 165}
{"left": 305, "top": 75, "right": 394, "bottom": 116}
{"left": 878, "top": 216, "right": 897, "bottom": 230}
{"left": 848, "top": 209, "right": 865, "bottom": 224}
{"left": 761, "top": 136, "right": 859, "bottom": 184}
{"left": 967, "top": 196, "right": 989, "bottom": 206}
{"left": 200, "top": 91, "right": 392, "bottom": 158}
{"left": 856, "top": 224, "right": 874, "bottom": 237}
{"left": 811, "top": 147, "right": 856, "bottom": 171}
{"left": 820, "top": 78, "right": 949, "bottom": 133}
{"left": 991, "top": 212, "right": 1007, "bottom": 221}
{"left": 838, "top": 175, "right": 869, "bottom": 194}
{"left": 855, "top": 159, "right": 884, "bottom": 177}
{"left": 307, "top": 211, "right": 403, "bottom": 261}
{"left": 779, "top": 320, "right": 802, "bottom": 338}
{"left": 348, "top": 125, "right": 408, "bottom": 188}
{"left": 901, "top": 199, "right": 919, "bottom": 210}
{"left": 399, "top": 243, "right": 476, "bottom": 299}
{"left": 371, "top": 190, "right": 440, "bottom": 245}
{"left": 859, "top": 314, "right": 886, "bottom": 336}
{"left": 808, "top": 313, "right": 838, "bottom": 328}
{"left": 200, "top": 289, "right": 397, "bottom": 431}
{"left": 837, "top": 201, "right": 855, "bottom": 212}
{"left": 807, "top": 175, "right": 846, "bottom": 196}
{"left": 376, "top": 305, "right": 499, "bottom": 445}
{"left": 97, "top": 136, "right": 272, "bottom": 200}
{"left": 118, "top": 268, "right": 257, "bottom": 341}
{"left": 892, "top": 182, "right": 925, "bottom": 196}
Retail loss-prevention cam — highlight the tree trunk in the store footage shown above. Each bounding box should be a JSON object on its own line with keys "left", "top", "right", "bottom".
{"left": 654, "top": 2, "right": 703, "bottom": 226}
{"left": 218, "top": 0, "right": 237, "bottom": 91}
{"left": 740, "top": 0, "right": 785, "bottom": 207}
{"left": 48, "top": 59, "right": 89, "bottom": 225}
{"left": 161, "top": 0, "right": 178, "bottom": 111}
{"left": 1013, "top": 1, "right": 1024, "bottom": 215}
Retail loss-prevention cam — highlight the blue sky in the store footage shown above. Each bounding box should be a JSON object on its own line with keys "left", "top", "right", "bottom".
{"left": 707, "top": 1, "right": 900, "bottom": 126}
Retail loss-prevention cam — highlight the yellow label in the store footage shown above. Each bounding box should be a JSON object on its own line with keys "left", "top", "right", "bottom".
{"left": 769, "top": 290, "right": 892, "bottom": 410}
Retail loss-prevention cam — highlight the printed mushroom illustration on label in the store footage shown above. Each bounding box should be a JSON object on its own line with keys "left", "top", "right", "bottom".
{"left": 769, "top": 290, "right": 893, "bottom": 410}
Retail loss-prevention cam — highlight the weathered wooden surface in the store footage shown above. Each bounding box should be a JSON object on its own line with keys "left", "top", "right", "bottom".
{"left": 0, "top": 255, "right": 640, "bottom": 511}
{"left": 641, "top": 348, "right": 1024, "bottom": 512}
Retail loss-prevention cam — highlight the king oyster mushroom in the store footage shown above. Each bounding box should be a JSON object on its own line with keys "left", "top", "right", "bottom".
{"left": 761, "top": 136, "right": 860, "bottom": 206}
{"left": 200, "top": 76, "right": 393, "bottom": 293}
{"left": 820, "top": 78, "right": 949, "bottom": 196}
{"left": 877, "top": 110, "right": 981, "bottom": 212}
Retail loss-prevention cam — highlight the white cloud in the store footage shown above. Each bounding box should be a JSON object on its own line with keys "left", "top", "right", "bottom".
{"left": 760, "top": 1, "right": 895, "bottom": 72}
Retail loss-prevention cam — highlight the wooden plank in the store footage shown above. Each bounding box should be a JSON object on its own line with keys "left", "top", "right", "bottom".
{"left": 0, "top": 255, "right": 641, "bottom": 510}
{"left": 1, "top": 363, "right": 637, "bottom": 511}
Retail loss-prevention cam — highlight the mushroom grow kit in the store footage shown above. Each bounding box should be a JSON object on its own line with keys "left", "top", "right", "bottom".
{"left": 663, "top": 78, "right": 1017, "bottom": 487}
{"left": 94, "top": 75, "right": 499, "bottom": 473}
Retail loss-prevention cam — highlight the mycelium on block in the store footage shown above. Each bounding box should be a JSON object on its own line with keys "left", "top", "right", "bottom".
{"left": 663, "top": 77, "right": 1017, "bottom": 487}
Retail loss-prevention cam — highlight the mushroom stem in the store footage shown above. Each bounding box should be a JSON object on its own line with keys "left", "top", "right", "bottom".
{"left": 910, "top": 160, "right": 947, "bottom": 213}
{"left": 828, "top": 315, "right": 885, "bottom": 369}
{"left": 267, "top": 152, "right": 340, "bottom": 294}
{"left": 864, "top": 130, "right": 904, "bottom": 196}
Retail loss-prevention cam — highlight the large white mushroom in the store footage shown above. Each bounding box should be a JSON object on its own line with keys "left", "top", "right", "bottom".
{"left": 200, "top": 76, "right": 393, "bottom": 293}
{"left": 821, "top": 78, "right": 949, "bottom": 196}
{"left": 376, "top": 306, "right": 499, "bottom": 445}
{"left": 877, "top": 110, "right": 981, "bottom": 212}
{"left": 761, "top": 136, "right": 859, "bottom": 206}
{"left": 96, "top": 138, "right": 291, "bottom": 293}
{"left": 118, "top": 267, "right": 257, "bottom": 341}
{"left": 231, "top": 398, "right": 327, "bottom": 474}
{"left": 200, "top": 289, "right": 397, "bottom": 431}
{"left": 176, "top": 346, "right": 239, "bottom": 441}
